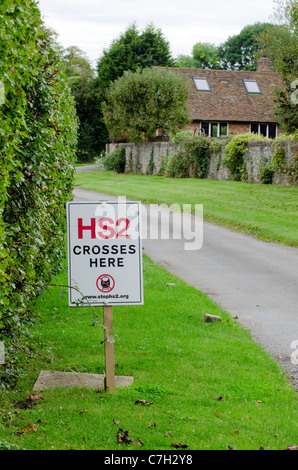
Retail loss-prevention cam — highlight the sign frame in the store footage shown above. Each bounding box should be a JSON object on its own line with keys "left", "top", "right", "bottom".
{"left": 66, "top": 201, "right": 143, "bottom": 307}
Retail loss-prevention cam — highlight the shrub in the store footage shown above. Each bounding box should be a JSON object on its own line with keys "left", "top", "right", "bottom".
{"left": 223, "top": 133, "right": 268, "bottom": 181}
{"left": 102, "top": 147, "right": 126, "bottom": 173}
{"left": 167, "top": 132, "right": 212, "bottom": 178}
{"left": 0, "top": 1, "right": 78, "bottom": 336}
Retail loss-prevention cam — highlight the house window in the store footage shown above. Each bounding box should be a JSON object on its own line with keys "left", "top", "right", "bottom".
{"left": 200, "top": 121, "right": 228, "bottom": 137}
{"left": 193, "top": 77, "right": 211, "bottom": 92}
{"left": 201, "top": 122, "right": 209, "bottom": 135}
{"left": 243, "top": 79, "right": 261, "bottom": 94}
{"left": 250, "top": 123, "right": 277, "bottom": 138}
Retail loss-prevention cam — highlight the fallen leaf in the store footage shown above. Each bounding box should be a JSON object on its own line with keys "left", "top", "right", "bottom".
{"left": 215, "top": 396, "right": 223, "bottom": 401}
{"left": 117, "top": 428, "right": 133, "bottom": 444}
{"left": 26, "top": 393, "right": 44, "bottom": 402}
{"left": 132, "top": 438, "right": 144, "bottom": 446}
{"left": 79, "top": 409, "right": 88, "bottom": 414}
{"left": 285, "top": 444, "right": 298, "bottom": 450}
{"left": 113, "top": 420, "right": 120, "bottom": 426}
{"left": 228, "top": 445, "right": 236, "bottom": 450}
{"left": 135, "top": 399, "right": 153, "bottom": 406}
{"left": 147, "top": 422, "right": 156, "bottom": 428}
{"left": 259, "top": 445, "right": 265, "bottom": 450}
{"left": 23, "top": 423, "right": 38, "bottom": 433}
{"left": 171, "top": 442, "right": 188, "bottom": 448}
{"left": 165, "top": 431, "right": 173, "bottom": 437}
{"left": 234, "top": 430, "right": 239, "bottom": 434}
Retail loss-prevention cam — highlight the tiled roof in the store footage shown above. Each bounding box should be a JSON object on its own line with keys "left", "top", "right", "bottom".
{"left": 167, "top": 67, "right": 284, "bottom": 123}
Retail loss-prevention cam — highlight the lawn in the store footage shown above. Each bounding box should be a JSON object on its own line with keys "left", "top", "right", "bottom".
{"left": 0, "top": 255, "right": 297, "bottom": 450}
{"left": 75, "top": 170, "right": 298, "bottom": 247}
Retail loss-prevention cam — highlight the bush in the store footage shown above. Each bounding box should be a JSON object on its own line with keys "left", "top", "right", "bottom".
{"left": 223, "top": 133, "right": 268, "bottom": 181}
{"left": 167, "top": 132, "right": 212, "bottom": 178}
{"left": 0, "top": 1, "right": 78, "bottom": 336}
{"left": 102, "top": 147, "right": 126, "bottom": 173}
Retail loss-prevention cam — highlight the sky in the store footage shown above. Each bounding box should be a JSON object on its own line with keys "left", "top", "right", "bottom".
{"left": 37, "top": 0, "right": 277, "bottom": 67}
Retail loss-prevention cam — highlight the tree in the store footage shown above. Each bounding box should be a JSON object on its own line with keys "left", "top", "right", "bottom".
{"left": 62, "top": 46, "right": 95, "bottom": 80}
{"left": 97, "top": 23, "right": 175, "bottom": 90}
{"left": 102, "top": 68, "right": 190, "bottom": 142}
{"left": 218, "top": 22, "right": 275, "bottom": 70}
{"left": 192, "top": 42, "right": 220, "bottom": 69}
{"left": 176, "top": 42, "right": 220, "bottom": 69}
{"left": 61, "top": 46, "right": 108, "bottom": 160}
{"left": 258, "top": 0, "right": 298, "bottom": 132}
{"left": 175, "top": 54, "right": 201, "bottom": 68}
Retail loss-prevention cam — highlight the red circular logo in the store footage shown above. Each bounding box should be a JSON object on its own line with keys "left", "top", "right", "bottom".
{"left": 96, "top": 274, "right": 115, "bottom": 292}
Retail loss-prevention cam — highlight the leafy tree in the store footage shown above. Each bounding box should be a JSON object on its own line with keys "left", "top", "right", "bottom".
{"left": 102, "top": 68, "right": 190, "bottom": 142}
{"left": 175, "top": 54, "right": 201, "bottom": 68}
{"left": 192, "top": 42, "right": 220, "bottom": 69}
{"left": 62, "top": 46, "right": 94, "bottom": 80}
{"left": 218, "top": 22, "right": 275, "bottom": 70}
{"left": 97, "top": 23, "right": 175, "bottom": 90}
{"left": 258, "top": 0, "right": 298, "bottom": 132}
{"left": 61, "top": 46, "right": 108, "bottom": 160}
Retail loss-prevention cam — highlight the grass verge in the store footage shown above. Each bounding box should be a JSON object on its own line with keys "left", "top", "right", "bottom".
{"left": 75, "top": 171, "right": 298, "bottom": 247}
{"left": 0, "top": 255, "right": 297, "bottom": 450}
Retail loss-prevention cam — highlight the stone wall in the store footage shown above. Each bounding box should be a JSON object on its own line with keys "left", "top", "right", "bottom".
{"left": 106, "top": 142, "right": 177, "bottom": 175}
{"left": 106, "top": 140, "right": 298, "bottom": 185}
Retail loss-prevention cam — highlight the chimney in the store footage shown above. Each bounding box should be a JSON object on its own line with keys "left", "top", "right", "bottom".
{"left": 257, "top": 55, "right": 272, "bottom": 72}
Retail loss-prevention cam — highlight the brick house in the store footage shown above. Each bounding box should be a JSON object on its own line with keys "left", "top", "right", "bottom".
{"left": 167, "top": 56, "right": 284, "bottom": 139}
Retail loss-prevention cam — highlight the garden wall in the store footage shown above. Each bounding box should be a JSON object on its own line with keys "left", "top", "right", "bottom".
{"left": 106, "top": 140, "right": 298, "bottom": 185}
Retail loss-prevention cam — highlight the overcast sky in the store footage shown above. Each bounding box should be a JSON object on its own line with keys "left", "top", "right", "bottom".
{"left": 37, "top": 0, "right": 276, "bottom": 67}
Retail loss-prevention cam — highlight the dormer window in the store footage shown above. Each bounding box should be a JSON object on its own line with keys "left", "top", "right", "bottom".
{"left": 243, "top": 79, "right": 261, "bottom": 94}
{"left": 193, "top": 77, "right": 211, "bottom": 92}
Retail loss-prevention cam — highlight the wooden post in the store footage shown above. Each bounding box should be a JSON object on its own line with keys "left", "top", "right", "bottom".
{"left": 103, "top": 306, "right": 115, "bottom": 393}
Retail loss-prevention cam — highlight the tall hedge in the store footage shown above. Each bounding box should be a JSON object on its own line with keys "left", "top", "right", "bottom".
{"left": 0, "top": 1, "right": 78, "bottom": 333}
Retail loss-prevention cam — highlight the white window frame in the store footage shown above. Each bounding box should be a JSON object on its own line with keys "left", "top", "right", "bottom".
{"left": 193, "top": 77, "right": 211, "bottom": 92}
{"left": 200, "top": 122, "right": 229, "bottom": 137}
{"left": 243, "top": 79, "right": 261, "bottom": 94}
{"left": 250, "top": 123, "right": 277, "bottom": 138}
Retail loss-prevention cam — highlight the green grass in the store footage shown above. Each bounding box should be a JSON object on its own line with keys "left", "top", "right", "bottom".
{"left": 75, "top": 171, "right": 298, "bottom": 247}
{"left": 0, "top": 256, "right": 297, "bottom": 450}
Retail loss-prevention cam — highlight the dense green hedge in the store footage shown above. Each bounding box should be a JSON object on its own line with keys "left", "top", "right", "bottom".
{"left": 0, "top": 1, "right": 78, "bottom": 334}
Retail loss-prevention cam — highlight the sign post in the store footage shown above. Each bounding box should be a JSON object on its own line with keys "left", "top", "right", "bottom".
{"left": 103, "top": 306, "right": 115, "bottom": 393}
{"left": 66, "top": 201, "right": 143, "bottom": 392}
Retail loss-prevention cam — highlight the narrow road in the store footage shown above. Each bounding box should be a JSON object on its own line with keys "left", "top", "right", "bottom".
{"left": 73, "top": 186, "right": 298, "bottom": 389}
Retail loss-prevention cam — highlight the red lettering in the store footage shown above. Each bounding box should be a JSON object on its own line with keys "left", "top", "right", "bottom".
{"left": 78, "top": 218, "right": 96, "bottom": 239}
{"left": 98, "top": 217, "right": 116, "bottom": 239}
{"left": 116, "top": 218, "right": 131, "bottom": 239}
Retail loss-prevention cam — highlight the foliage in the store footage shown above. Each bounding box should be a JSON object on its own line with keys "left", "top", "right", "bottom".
{"left": 167, "top": 132, "right": 213, "bottom": 178}
{"left": 257, "top": 1, "right": 298, "bottom": 133}
{"left": 101, "top": 147, "right": 126, "bottom": 173}
{"left": 0, "top": 0, "right": 78, "bottom": 336}
{"left": 218, "top": 22, "right": 275, "bottom": 70}
{"left": 192, "top": 42, "right": 220, "bottom": 69}
{"left": 97, "top": 23, "right": 175, "bottom": 91}
{"left": 223, "top": 133, "right": 268, "bottom": 181}
{"left": 176, "top": 42, "right": 220, "bottom": 69}
{"left": 61, "top": 47, "right": 108, "bottom": 161}
{"left": 102, "top": 68, "right": 190, "bottom": 142}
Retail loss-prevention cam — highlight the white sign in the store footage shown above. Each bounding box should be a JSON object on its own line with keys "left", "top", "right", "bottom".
{"left": 66, "top": 201, "right": 143, "bottom": 306}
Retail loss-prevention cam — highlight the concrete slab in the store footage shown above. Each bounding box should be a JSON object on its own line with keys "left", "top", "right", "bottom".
{"left": 33, "top": 370, "right": 133, "bottom": 391}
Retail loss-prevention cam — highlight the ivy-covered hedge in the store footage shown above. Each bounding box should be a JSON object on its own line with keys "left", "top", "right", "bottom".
{"left": 166, "top": 132, "right": 214, "bottom": 178}
{"left": 0, "top": 1, "right": 78, "bottom": 334}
